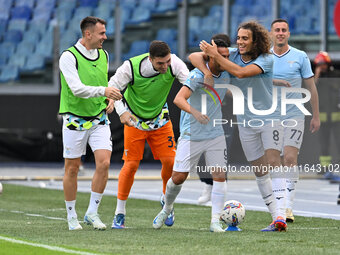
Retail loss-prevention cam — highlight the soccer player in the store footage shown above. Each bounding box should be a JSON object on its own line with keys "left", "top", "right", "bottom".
{"left": 108, "top": 41, "right": 189, "bottom": 229}
{"left": 59, "top": 16, "right": 122, "bottom": 230}
{"left": 270, "top": 19, "right": 320, "bottom": 222}
{"left": 153, "top": 39, "right": 230, "bottom": 232}
{"left": 196, "top": 33, "right": 231, "bottom": 205}
{"left": 191, "top": 21, "right": 287, "bottom": 231}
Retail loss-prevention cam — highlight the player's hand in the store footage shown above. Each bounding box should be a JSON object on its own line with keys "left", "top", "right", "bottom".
{"left": 273, "top": 79, "right": 291, "bottom": 87}
{"left": 204, "top": 73, "right": 214, "bottom": 87}
{"left": 199, "top": 40, "right": 218, "bottom": 58}
{"left": 310, "top": 117, "right": 320, "bottom": 133}
{"left": 120, "top": 111, "right": 137, "bottom": 127}
{"left": 192, "top": 108, "right": 209, "bottom": 124}
{"left": 105, "top": 87, "right": 122, "bottom": 100}
{"left": 105, "top": 98, "right": 114, "bottom": 114}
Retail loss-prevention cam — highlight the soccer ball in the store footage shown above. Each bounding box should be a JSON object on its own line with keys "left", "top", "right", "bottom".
{"left": 220, "top": 200, "right": 245, "bottom": 226}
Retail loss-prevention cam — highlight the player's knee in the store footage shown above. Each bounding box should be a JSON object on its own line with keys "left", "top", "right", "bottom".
{"left": 284, "top": 154, "right": 297, "bottom": 167}
{"left": 64, "top": 159, "right": 81, "bottom": 176}
{"left": 160, "top": 157, "right": 174, "bottom": 169}
{"left": 65, "top": 165, "right": 79, "bottom": 177}
{"left": 97, "top": 159, "right": 111, "bottom": 171}
{"left": 121, "top": 160, "right": 140, "bottom": 176}
{"left": 171, "top": 172, "right": 188, "bottom": 185}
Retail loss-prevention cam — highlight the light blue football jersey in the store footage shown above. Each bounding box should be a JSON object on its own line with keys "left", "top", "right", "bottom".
{"left": 180, "top": 68, "right": 230, "bottom": 141}
{"left": 271, "top": 46, "right": 314, "bottom": 120}
{"left": 229, "top": 48, "right": 274, "bottom": 123}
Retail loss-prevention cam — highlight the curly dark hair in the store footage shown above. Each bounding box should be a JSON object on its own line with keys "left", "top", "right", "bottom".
{"left": 237, "top": 21, "right": 271, "bottom": 60}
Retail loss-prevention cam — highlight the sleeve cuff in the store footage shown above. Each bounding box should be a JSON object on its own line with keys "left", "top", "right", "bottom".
{"left": 114, "top": 100, "right": 127, "bottom": 116}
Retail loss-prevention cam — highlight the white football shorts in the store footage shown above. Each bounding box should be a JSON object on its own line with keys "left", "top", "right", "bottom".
{"left": 238, "top": 123, "right": 283, "bottom": 162}
{"left": 282, "top": 118, "right": 305, "bottom": 150}
{"left": 62, "top": 124, "right": 112, "bottom": 159}
{"left": 173, "top": 135, "right": 227, "bottom": 173}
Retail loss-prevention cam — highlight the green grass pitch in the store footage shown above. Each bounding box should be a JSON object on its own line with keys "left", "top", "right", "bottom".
{"left": 0, "top": 184, "right": 339, "bottom": 255}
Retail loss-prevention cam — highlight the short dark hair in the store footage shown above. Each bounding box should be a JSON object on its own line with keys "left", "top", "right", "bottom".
{"left": 271, "top": 18, "right": 289, "bottom": 28}
{"left": 149, "top": 40, "right": 171, "bottom": 58}
{"left": 80, "top": 16, "right": 106, "bottom": 35}
{"left": 211, "top": 39, "right": 229, "bottom": 48}
{"left": 211, "top": 33, "right": 231, "bottom": 47}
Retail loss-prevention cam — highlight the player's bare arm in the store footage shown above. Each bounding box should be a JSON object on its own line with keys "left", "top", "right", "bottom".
{"left": 104, "top": 87, "right": 122, "bottom": 100}
{"left": 303, "top": 77, "right": 321, "bottom": 133}
{"left": 199, "top": 40, "right": 262, "bottom": 78}
{"left": 105, "top": 98, "right": 115, "bottom": 114}
{"left": 174, "top": 86, "right": 209, "bottom": 124}
{"left": 119, "top": 111, "right": 136, "bottom": 127}
{"left": 273, "top": 79, "right": 291, "bottom": 87}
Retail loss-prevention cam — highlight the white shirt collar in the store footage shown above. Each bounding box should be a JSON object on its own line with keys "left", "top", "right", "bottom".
{"left": 75, "top": 39, "right": 98, "bottom": 59}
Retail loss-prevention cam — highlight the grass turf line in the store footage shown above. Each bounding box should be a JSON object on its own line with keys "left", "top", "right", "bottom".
{"left": 0, "top": 184, "right": 339, "bottom": 255}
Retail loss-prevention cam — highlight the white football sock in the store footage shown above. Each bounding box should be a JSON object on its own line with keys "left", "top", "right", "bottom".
{"left": 256, "top": 174, "right": 276, "bottom": 220}
{"left": 115, "top": 199, "right": 127, "bottom": 215}
{"left": 164, "top": 178, "right": 182, "bottom": 214}
{"left": 211, "top": 181, "right": 226, "bottom": 223}
{"left": 286, "top": 166, "right": 299, "bottom": 209}
{"left": 65, "top": 200, "right": 77, "bottom": 220}
{"left": 86, "top": 191, "right": 103, "bottom": 215}
{"left": 272, "top": 176, "right": 286, "bottom": 219}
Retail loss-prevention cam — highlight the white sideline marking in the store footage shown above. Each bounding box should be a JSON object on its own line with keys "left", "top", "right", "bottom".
{"left": 0, "top": 209, "right": 65, "bottom": 221}
{"left": 0, "top": 235, "right": 102, "bottom": 255}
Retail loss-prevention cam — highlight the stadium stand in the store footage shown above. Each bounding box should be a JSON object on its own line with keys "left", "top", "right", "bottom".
{"left": 0, "top": 0, "right": 338, "bottom": 84}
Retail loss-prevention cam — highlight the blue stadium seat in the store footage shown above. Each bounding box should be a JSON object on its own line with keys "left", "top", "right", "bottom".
{"left": 22, "top": 54, "right": 45, "bottom": 72}
{"left": 105, "top": 17, "right": 115, "bottom": 35}
{"left": 156, "top": 28, "right": 177, "bottom": 42}
{"left": 126, "top": 7, "right": 151, "bottom": 25}
{"left": 15, "top": 41, "right": 35, "bottom": 57}
{"left": 139, "top": 0, "right": 158, "bottom": 12}
{"left": 0, "top": 55, "right": 8, "bottom": 68}
{"left": 35, "top": 38, "right": 53, "bottom": 59}
{"left": 201, "top": 16, "right": 220, "bottom": 35}
{"left": 0, "top": 0, "right": 13, "bottom": 11}
{"left": 8, "top": 54, "right": 26, "bottom": 69}
{"left": 32, "top": 6, "right": 52, "bottom": 21}
{"left": 28, "top": 19, "right": 48, "bottom": 35}
{"left": 188, "top": 16, "right": 201, "bottom": 35}
{"left": 3, "top": 30, "right": 23, "bottom": 43}
{"left": 168, "top": 40, "right": 177, "bottom": 55}
{"left": 94, "top": 3, "right": 114, "bottom": 20}
{"left": 59, "top": 29, "right": 78, "bottom": 54}
{"left": 100, "top": 0, "right": 117, "bottom": 4}
{"left": 0, "top": 42, "right": 16, "bottom": 56}
{"left": 119, "top": 8, "right": 131, "bottom": 31}
{"left": 0, "top": 65, "right": 19, "bottom": 83}
{"left": 0, "top": 11, "right": 10, "bottom": 20}
{"left": 35, "top": 0, "right": 56, "bottom": 11}
{"left": 7, "top": 19, "right": 27, "bottom": 32}
{"left": 0, "top": 19, "right": 8, "bottom": 36}
{"left": 79, "top": 0, "right": 98, "bottom": 8}
{"left": 58, "top": 0, "right": 77, "bottom": 10}
{"left": 155, "top": 0, "right": 178, "bottom": 13}
{"left": 156, "top": 29, "right": 177, "bottom": 53}
{"left": 123, "top": 40, "right": 150, "bottom": 60}
{"left": 73, "top": 7, "right": 93, "bottom": 19}
{"left": 22, "top": 30, "right": 40, "bottom": 44}
{"left": 14, "top": 0, "right": 35, "bottom": 8}
{"left": 11, "top": 6, "right": 32, "bottom": 20}
{"left": 120, "top": 0, "right": 137, "bottom": 9}
{"left": 208, "top": 5, "right": 222, "bottom": 19}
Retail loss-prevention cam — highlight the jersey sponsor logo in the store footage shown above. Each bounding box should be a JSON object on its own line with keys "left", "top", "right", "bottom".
{"left": 287, "top": 60, "right": 296, "bottom": 67}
